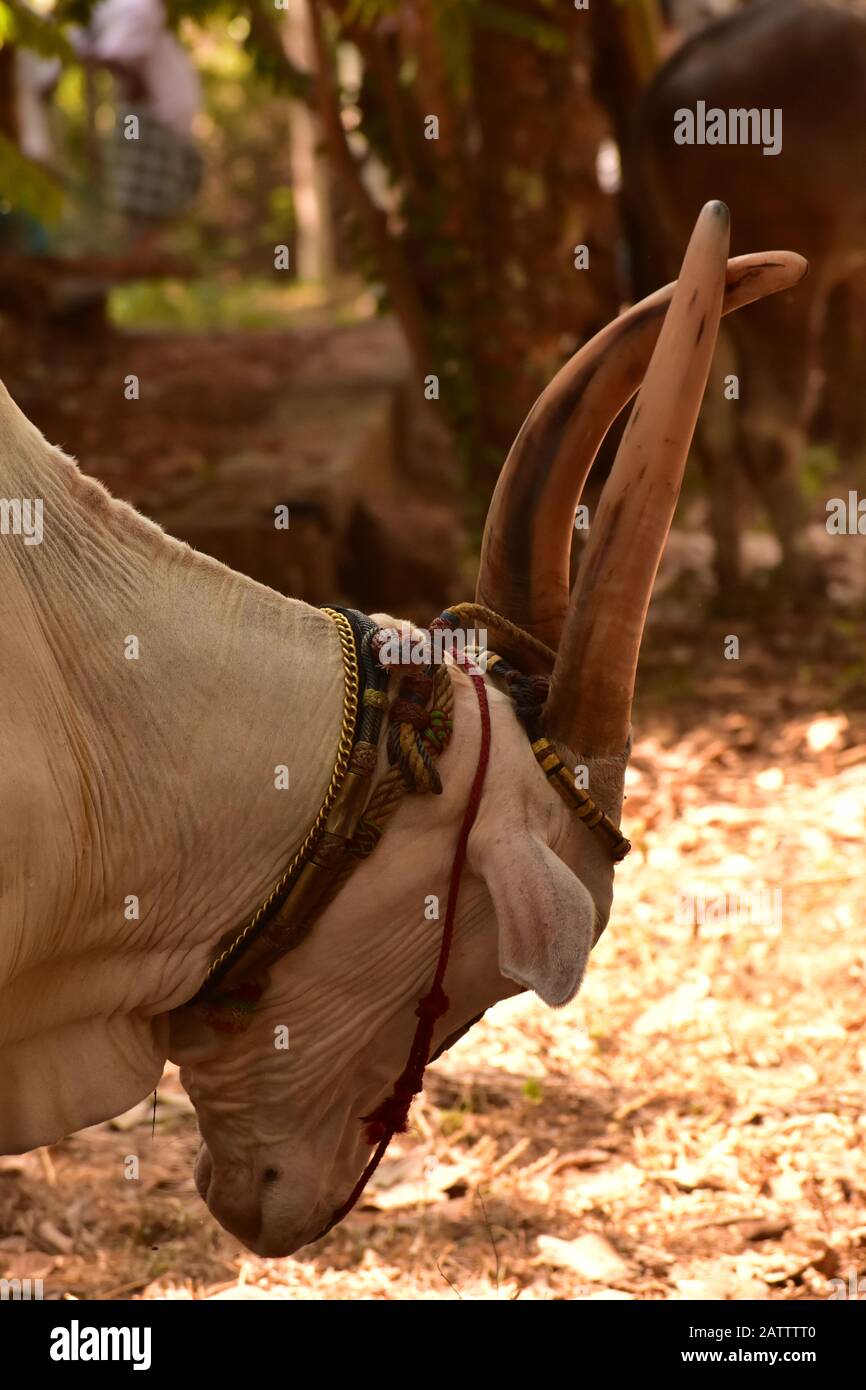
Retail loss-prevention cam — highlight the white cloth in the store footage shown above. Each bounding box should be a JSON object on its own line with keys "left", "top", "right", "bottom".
{"left": 76, "top": 0, "right": 202, "bottom": 137}
{"left": 15, "top": 50, "right": 60, "bottom": 163}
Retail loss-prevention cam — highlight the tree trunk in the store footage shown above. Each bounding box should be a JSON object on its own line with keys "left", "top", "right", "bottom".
{"left": 286, "top": 3, "right": 335, "bottom": 282}
{"left": 292, "top": 1, "right": 620, "bottom": 515}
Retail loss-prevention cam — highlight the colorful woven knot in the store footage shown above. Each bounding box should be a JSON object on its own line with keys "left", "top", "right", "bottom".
{"left": 424, "top": 709, "right": 453, "bottom": 749}
{"left": 350, "top": 742, "right": 379, "bottom": 775}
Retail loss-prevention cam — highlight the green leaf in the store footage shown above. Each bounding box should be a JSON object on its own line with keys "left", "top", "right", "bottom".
{"left": 1, "top": 1, "right": 76, "bottom": 62}
{"left": 343, "top": 0, "right": 397, "bottom": 24}
{"left": 0, "top": 133, "right": 65, "bottom": 226}
{"left": 471, "top": 2, "right": 567, "bottom": 53}
{"left": 433, "top": 0, "right": 473, "bottom": 96}
{"left": 54, "top": 0, "right": 112, "bottom": 24}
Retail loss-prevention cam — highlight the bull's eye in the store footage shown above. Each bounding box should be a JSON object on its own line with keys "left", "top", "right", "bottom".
{"left": 263, "top": 1167, "right": 281, "bottom": 1184}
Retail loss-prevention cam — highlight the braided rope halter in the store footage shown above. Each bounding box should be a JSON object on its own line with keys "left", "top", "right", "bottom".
{"left": 326, "top": 604, "right": 629, "bottom": 1235}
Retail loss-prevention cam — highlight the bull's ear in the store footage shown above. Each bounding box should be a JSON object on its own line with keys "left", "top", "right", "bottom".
{"left": 470, "top": 831, "right": 596, "bottom": 1007}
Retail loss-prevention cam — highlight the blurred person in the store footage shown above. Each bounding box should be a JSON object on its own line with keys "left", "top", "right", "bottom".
{"left": 76, "top": 0, "right": 204, "bottom": 247}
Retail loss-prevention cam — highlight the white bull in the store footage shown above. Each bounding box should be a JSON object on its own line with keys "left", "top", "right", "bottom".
{"left": 0, "top": 207, "right": 805, "bottom": 1254}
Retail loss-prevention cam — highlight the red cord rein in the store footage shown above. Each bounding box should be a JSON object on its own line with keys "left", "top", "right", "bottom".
{"left": 320, "top": 658, "right": 492, "bottom": 1235}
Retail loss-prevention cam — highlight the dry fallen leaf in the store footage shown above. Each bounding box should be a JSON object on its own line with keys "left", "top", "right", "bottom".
{"left": 536, "top": 1233, "right": 630, "bottom": 1284}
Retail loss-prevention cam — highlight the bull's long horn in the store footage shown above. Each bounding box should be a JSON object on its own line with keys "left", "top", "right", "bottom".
{"left": 476, "top": 248, "right": 807, "bottom": 658}
{"left": 544, "top": 200, "right": 732, "bottom": 756}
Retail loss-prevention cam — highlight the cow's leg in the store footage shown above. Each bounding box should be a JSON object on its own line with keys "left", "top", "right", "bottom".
{"left": 703, "top": 442, "right": 748, "bottom": 596}
{"left": 697, "top": 328, "right": 748, "bottom": 594}
{"left": 730, "top": 292, "right": 824, "bottom": 593}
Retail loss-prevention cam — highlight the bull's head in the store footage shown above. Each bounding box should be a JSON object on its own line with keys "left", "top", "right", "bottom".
{"left": 167, "top": 206, "right": 806, "bottom": 1254}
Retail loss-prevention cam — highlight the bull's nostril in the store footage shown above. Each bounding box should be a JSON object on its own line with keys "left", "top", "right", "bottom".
{"left": 263, "top": 1167, "right": 281, "bottom": 1184}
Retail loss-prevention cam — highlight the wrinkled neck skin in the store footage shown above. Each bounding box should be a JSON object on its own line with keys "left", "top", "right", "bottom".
{"left": 0, "top": 394, "right": 342, "bottom": 1151}
{"left": 0, "top": 388, "right": 633, "bottom": 1258}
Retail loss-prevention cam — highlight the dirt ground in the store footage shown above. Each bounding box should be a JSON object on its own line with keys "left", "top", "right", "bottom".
{"left": 0, "top": 316, "right": 398, "bottom": 518}
{"left": 1, "top": 325, "right": 865, "bottom": 1301}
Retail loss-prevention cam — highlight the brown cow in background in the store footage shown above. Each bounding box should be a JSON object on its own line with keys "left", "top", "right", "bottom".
{"left": 598, "top": 0, "right": 866, "bottom": 596}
